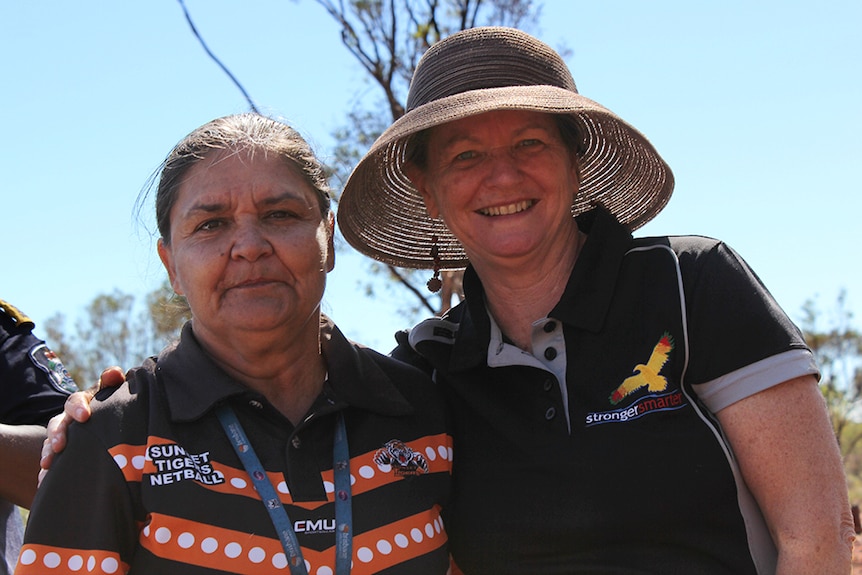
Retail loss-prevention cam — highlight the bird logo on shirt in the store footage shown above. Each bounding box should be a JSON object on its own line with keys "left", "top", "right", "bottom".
{"left": 609, "top": 332, "right": 675, "bottom": 405}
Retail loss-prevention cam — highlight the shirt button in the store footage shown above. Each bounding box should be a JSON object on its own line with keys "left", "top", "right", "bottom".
{"left": 545, "top": 407, "right": 556, "bottom": 420}
{"left": 291, "top": 436, "right": 302, "bottom": 449}
{"left": 544, "top": 347, "right": 557, "bottom": 360}
{"left": 543, "top": 379, "right": 554, "bottom": 392}
{"left": 544, "top": 321, "right": 557, "bottom": 333}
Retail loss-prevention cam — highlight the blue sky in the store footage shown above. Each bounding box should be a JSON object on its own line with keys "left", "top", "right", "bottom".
{"left": 2, "top": 1, "right": 860, "bottom": 355}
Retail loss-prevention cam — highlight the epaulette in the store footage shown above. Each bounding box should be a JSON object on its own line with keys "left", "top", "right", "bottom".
{"left": 0, "top": 298, "right": 35, "bottom": 332}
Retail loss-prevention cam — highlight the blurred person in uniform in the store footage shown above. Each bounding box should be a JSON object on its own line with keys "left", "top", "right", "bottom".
{"left": 0, "top": 299, "right": 77, "bottom": 575}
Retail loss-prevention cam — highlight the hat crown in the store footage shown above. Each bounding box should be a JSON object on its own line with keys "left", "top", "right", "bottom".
{"left": 406, "top": 27, "right": 578, "bottom": 112}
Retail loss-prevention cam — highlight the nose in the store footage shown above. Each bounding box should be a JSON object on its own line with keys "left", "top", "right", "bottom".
{"left": 483, "top": 147, "right": 522, "bottom": 186}
{"left": 230, "top": 221, "right": 273, "bottom": 262}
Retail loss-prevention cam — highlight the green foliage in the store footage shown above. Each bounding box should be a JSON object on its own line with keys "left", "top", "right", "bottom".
{"left": 799, "top": 289, "right": 862, "bottom": 503}
{"left": 43, "top": 281, "right": 190, "bottom": 386}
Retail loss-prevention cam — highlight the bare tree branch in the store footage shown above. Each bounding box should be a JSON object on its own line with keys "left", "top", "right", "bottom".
{"left": 176, "top": 0, "right": 260, "bottom": 114}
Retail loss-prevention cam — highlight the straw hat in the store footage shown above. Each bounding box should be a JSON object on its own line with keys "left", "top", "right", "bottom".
{"left": 338, "top": 26, "right": 674, "bottom": 270}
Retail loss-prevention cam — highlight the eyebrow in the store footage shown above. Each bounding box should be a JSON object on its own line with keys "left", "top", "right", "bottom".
{"left": 259, "top": 191, "right": 311, "bottom": 207}
{"left": 182, "top": 201, "right": 226, "bottom": 218}
{"left": 435, "top": 121, "right": 555, "bottom": 150}
{"left": 182, "top": 190, "right": 314, "bottom": 218}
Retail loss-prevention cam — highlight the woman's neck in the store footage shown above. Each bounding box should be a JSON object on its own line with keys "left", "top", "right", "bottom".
{"left": 474, "top": 229, "right": 586, "bottom": 352}
{"left": 192, "top": 314, "right": 327, "bottom": 425}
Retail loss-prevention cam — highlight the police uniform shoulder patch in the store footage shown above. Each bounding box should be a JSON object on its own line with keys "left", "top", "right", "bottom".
{"left": 0, "top": 298, "right": 35, "bottom": 332}
{"left": 1, "top": 298, "right": 78, "bottom": 393}
{"left": 30, "top": 343, "right": 78, "bottom": 394}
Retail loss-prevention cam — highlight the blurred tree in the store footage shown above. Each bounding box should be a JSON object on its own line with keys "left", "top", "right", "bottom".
{"left": 315, "top": 0, "right": 542, "bottom": 319}
{"left": 43, "top": 281, "right": 189, "bottom": 385}
{"left": 799, "top": 290, "right": 862, "bottom": 503}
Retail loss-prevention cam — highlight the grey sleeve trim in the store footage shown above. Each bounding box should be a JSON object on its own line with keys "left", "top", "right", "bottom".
{"left": 692, "top": 349, "right": 819, "bottom": 413}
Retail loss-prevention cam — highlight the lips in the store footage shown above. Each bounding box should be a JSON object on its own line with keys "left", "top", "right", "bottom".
{"left": 477, "top": 199, "right": 534, "bottom": 216}
{"left": 231, "top": 278, "right": 281, "bottom": 290}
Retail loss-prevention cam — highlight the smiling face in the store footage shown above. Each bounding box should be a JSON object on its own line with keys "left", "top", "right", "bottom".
{"left": 157, "top": 149, "right": 334, "bottom": 345}
{"left": 408, "top": 110, "right": 581, "bottom": 269}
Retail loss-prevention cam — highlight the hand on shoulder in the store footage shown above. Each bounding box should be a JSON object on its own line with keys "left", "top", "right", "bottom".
{"left": 38, "top": 366, "right": 126, "bottom": 484}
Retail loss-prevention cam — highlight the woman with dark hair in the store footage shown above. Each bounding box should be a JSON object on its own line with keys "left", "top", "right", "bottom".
{"left": 20, "top": 114, "right": 452, "bottom": 575}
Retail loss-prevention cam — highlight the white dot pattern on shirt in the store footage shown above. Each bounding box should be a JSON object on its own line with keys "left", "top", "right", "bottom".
{"left": 56, "top": 440, "right": 453, "bottom": 572}
{"left": 177, "top": 532, "right": 195, "bottom": 549}
{"left": 109, "top": 439, "right": 452, "bottom": 501}
{"left": 248, "top": 547, "right": 266, "bottom": 563}
{"left": 20, "top": 505, "right": 446, "bottom": 574}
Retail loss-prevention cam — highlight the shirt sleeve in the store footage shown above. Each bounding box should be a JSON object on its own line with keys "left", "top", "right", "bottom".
{"left": 17, "top": 421, "right": 137, "bottom": 574}
{"left": 676, "top": 238, "right": 816, "bottom": 403}
{"left": 692, "top": 349, "right": 819, "bottom": 412}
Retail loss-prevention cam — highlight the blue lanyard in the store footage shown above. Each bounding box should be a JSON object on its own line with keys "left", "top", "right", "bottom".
{"left": 216, "top": 405, "right": 352, "bottom": 575}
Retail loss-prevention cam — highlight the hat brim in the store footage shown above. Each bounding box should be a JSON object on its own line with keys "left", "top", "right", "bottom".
{"left": 338, "top": 85, "right": 674, "bottom": 270}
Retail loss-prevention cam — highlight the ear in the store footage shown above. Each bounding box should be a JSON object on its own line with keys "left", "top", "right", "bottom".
{"left": 405, "top": 163, "right": 440, "bottom": 219}
{"left": 157, "top": 238, "right": 184, "bottom": 296}
{"left": 324, "top": 211, "right": 335, "bottom": 273}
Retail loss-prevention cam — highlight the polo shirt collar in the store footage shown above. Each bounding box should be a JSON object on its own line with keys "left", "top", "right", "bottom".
{"left": 551, "top": 207, "right": 632, "bottom": 332}
{"left": 448, "top": 268, "right": 492, "bottom": 371}
{"left": 451, "top": 208, "right": 632, "bottom": 369}
{"left": 159, "top": 316, "right": 413, "bottom": 423}
{"left": 320, "top": 318, "right": 414, "bottom": 416}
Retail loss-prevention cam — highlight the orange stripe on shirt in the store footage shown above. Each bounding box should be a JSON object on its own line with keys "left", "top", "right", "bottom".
{"left": 335, "top": 433, "right": 453, "bottom": 497}
{"left": 115, "top": 433, "right": 452, "bottom": 509}
{"left": 107, "top": 443, "right": 147, "bottom": 483}
{"left": 139, "top": 506, "right": 446, "bottom": 574}
{"left": 16, "top": 543, "right": 130, "bottom": 574}
{"left": 139, "top": 514, "right": 296, "bottom": 574}
{"left": 349, "top": 504, "right": 448, "bottom": 575}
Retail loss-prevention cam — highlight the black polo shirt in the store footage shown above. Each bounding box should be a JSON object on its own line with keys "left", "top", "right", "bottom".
{"left": 400, "top": 208, "right": 816, "bottom": 574}
{"left": 21, "top": 317, "right": 452, "bottom": 574}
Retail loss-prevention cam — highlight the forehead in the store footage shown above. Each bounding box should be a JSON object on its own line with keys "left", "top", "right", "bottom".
{"left": 176, "top": 149, "right": 316, "bottom": 206}
{"left": 428, "top": 109, "right": 559, "bottom": 142}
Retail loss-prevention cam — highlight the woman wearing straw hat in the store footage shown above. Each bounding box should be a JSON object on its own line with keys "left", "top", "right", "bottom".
{"left": 337, "top": 27, "right": 853, "bottom": 574}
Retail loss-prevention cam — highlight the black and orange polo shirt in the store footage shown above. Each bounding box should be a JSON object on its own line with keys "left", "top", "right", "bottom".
{"left": 21, "top": 317, "right": 452, "bottom": 574}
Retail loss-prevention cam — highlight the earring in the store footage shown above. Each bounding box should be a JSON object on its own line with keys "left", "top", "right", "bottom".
{"left": 427, "top": 235, "right": 442, "bottom": 293}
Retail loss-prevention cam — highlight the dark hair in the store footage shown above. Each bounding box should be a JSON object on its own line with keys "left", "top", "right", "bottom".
{"left": 404, "top": 113, "right": 585, "bottom": 172}
{"left": 148, "top": 114, "right": 331, "bottom": 245}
